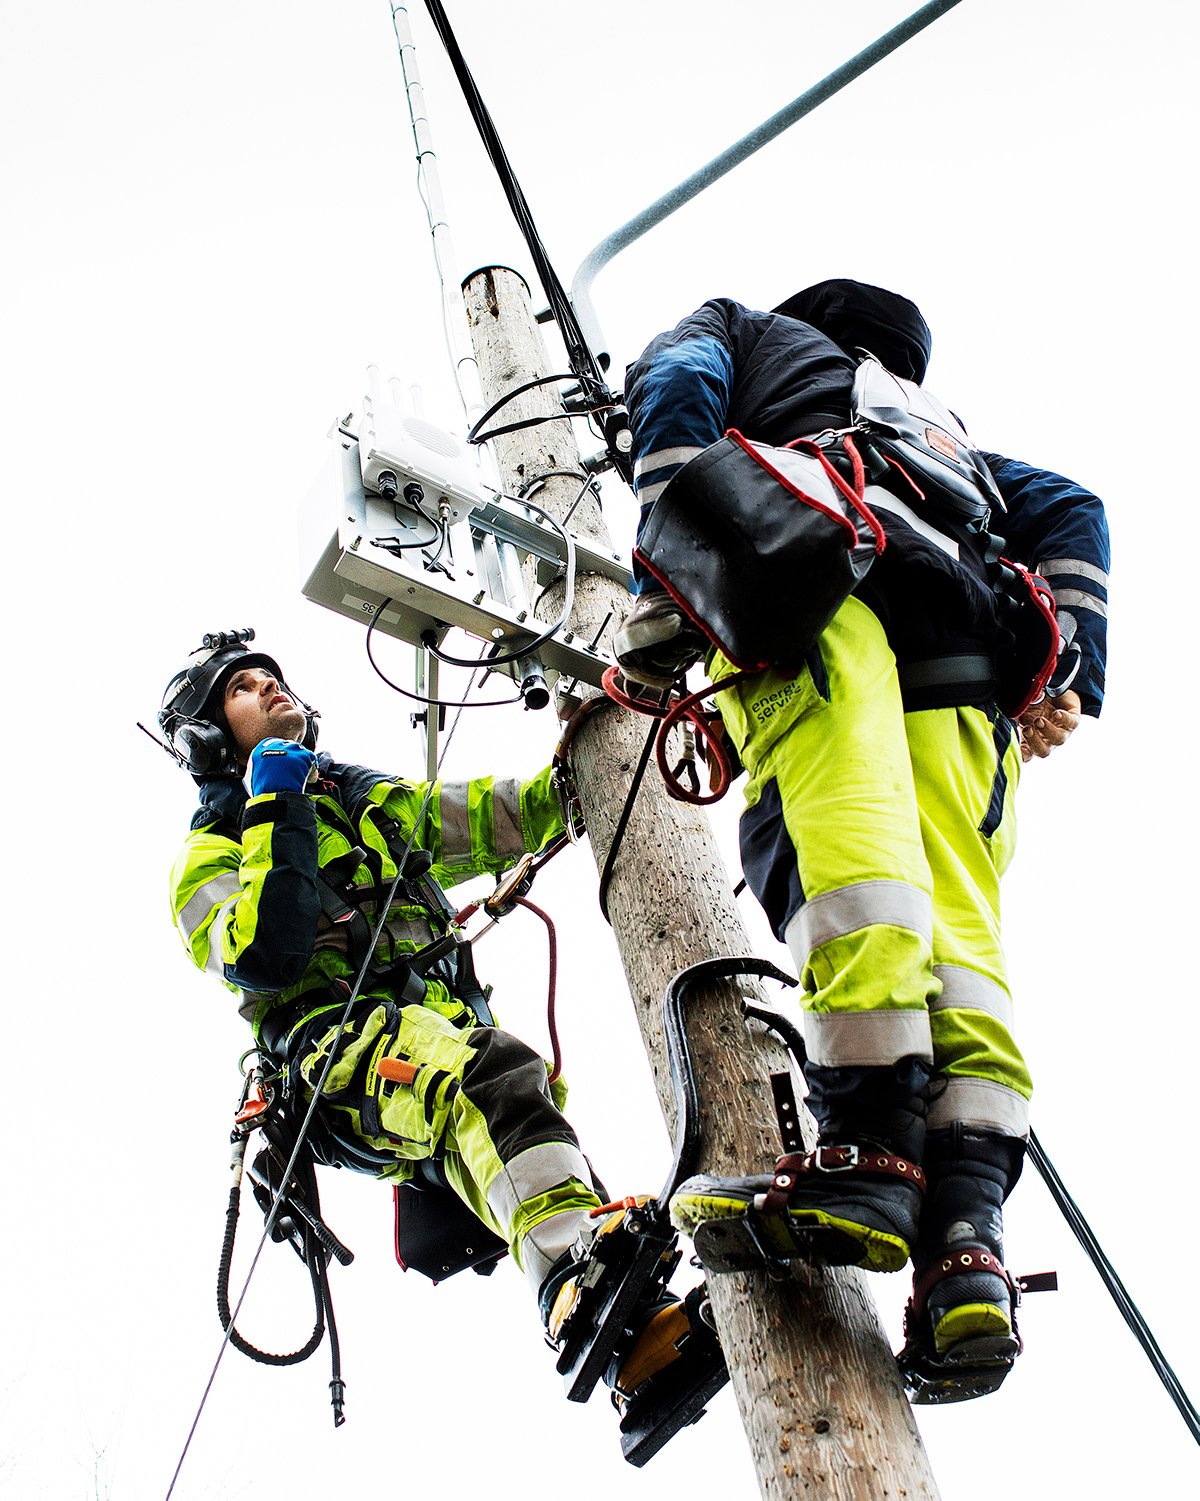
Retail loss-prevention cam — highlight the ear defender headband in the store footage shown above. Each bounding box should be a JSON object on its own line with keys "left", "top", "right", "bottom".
{"left": 158, "top": 628, "right": 319, "bottom": 778}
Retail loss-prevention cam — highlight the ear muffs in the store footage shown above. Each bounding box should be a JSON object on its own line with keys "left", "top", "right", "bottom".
{"left": 166, "top": 717, "right": 237, "bottom": 777}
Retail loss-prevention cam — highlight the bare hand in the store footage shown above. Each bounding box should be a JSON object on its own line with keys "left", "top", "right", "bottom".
{"left": 1017, "top": 689, "right": 1082, "bottom": 762}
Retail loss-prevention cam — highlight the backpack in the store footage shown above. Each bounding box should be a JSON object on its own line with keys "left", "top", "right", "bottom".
{"left": 851, "top": 354, "right": 1004, "bottom": 531}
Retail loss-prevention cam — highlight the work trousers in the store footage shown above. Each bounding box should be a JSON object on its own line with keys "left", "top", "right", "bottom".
{"left": 731, "top": 597, "right": 1032, "bottom": 1140}
{"left": 297, "top": 997, "right": 601, "bottom": 1288}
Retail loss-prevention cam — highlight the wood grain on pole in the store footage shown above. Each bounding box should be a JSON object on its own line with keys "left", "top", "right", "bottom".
{"left": 462, "top": 266, "right": 939, "bottom": 1500}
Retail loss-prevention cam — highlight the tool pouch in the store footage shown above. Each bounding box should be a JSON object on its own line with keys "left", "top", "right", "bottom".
{"left": 634, "top": 429, "right": 886, "bottom": 673}
{"left": 393, "top": 1170, "right": 507, "bottom": 1281}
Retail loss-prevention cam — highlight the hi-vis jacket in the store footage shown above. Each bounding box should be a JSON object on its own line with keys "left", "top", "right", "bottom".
{"left": 625, "top": 297, "right": 1110, "bottom": 720}
{"left": 170, "top": 752, "right": 567, "bottom": 1050}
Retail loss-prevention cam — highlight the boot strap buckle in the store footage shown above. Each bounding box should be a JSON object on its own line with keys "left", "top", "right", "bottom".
{"left": 811, "top": 1144, "right": 860, "bottom": 1173}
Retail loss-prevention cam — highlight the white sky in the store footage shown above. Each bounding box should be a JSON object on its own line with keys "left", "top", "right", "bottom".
{"left": 3, "top": 2, "right": 1198, "bottom": 1497}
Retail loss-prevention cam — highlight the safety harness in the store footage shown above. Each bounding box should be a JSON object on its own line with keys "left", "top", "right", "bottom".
{"left": 217, "top": 794, "right": 577, "bottom": 1420}
{"left": 622, "top": 352, "right": 1061, "bottom": 775}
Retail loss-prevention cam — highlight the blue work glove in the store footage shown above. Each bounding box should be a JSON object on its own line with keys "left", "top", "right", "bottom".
{"left": 248, "top": 738, "right": 317, "bottom": 796}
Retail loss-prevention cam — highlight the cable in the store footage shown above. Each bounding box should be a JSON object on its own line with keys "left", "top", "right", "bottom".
{"left": 469, "top": 408, "right": 613, "bottom": 447}
{"left": 421, "top": 489, "right": 578, "bottom": 668}
{"left": 597, "top": 720, "right": 657, "bottom": 925}
{"left": 366, "top": 601, "right": 521, "bottom": 708}
{"left": 1028, "top": 1130, "right": 1200, "bottom": 1446}
{"left": 421, "top": 0, "right": 618, "bottom": 437}
{"left": 370, "top": 508, "right": 443, "bottom": 554}
{"left": 466, "top": 372, "right": 592, "bottom": 444}
{"left": 512, "top": 895, "right": 561, "bottom": 1083}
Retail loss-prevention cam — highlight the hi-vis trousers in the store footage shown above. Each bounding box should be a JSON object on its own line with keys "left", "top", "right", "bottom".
{"left": 298, "top": 998, "right": 601, "bottom": 1289}
{"left": 731, "top": 597, "right": 1032, "bottom": 1140}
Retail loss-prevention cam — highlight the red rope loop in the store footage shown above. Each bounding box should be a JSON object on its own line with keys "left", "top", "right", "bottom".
{"left": 601, "top": 664, "right": 754, "bottom": 804}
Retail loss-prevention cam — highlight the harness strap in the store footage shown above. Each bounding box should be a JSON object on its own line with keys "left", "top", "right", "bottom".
{"left": 762, "top": 1146, "right": 926, "bottom": 1216}
{"left": 897, "top": 652, "right": 997, "bottom": 706}
{"left": 907, "top": 1246, "right": 1019, "bottom": 1324}
{"left": 450, "top": 938, "right": 495, "bottom": 1027}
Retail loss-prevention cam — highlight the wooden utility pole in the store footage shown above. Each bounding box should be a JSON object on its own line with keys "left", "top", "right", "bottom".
{"left": 463, "top": 265, "right": 940, "bottom": 1500}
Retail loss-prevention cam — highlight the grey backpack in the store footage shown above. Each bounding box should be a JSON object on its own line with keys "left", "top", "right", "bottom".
{"left": 851, "top": 354, "right": 1004, "bottom": 530}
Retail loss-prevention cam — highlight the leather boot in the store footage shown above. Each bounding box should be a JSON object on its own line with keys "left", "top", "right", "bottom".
{"left": 672, "top": 1057, "right": 929, "bottom": 1274}
{"left": 906, "top": 1127, "right": 1024, "bottom": 1366}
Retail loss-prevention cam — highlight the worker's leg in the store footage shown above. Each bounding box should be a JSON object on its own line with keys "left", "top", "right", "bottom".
{"left": 305, "top": 1002, "right": 723, "bottom": 1437}
{"left": 299, "top": 1002, "right": 600, "bottom": 1289}
{"left": 904, "top": 705, "right": 1028, "bottom": 1361}
{"left": 672, "top": 599, "right": 936, "bottom": 1272}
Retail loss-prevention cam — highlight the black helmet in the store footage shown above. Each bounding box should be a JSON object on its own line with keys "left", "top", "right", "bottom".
{"left": 158, "top": 628, "right": 318, "bottom": 777}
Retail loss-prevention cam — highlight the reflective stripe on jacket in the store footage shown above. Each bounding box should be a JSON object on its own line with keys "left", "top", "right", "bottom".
{"left": 170, "top": 752, "right": 566, "bottom": 1042}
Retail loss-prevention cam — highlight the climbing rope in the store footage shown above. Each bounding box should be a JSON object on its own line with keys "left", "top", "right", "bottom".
{"left": 600, "top": 665, "right": 751, "bottom": 806}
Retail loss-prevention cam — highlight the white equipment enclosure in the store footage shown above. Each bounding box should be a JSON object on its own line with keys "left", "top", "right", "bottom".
{"left": 299, "top": 372, "right": 631, "bottom": 700}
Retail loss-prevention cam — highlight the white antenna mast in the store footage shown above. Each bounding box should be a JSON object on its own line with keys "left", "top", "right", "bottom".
{"left": 389, "top": 2, "right": 484, "bottom": 429}
{"left": 388, "top": 3, "right": 487, "bottom": 775}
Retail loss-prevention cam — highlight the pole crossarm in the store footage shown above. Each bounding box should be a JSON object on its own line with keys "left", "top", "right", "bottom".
{"left": 569, "top": 0, "right": 965, "bottom": 366}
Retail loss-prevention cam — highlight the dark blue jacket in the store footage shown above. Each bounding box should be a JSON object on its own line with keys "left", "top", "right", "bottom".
{"left": 625, "top": 293, "right": 1109, "bottom": 715}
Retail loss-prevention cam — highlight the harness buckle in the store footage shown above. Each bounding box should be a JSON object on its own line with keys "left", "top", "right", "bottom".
{"left": 812, "top": 1144, "right": 860, "bottom": 1173}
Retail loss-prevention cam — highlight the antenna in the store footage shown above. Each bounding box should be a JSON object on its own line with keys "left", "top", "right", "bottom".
{"left": 389, "top": 2, "right": 484, "bottom": 426}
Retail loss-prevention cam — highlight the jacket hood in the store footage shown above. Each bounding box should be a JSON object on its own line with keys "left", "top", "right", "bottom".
{"left": 772, "top": 278, "right": 932, "bottom": 383}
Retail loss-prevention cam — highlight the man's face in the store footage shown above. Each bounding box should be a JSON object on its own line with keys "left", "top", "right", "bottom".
{"left": 221, "top": 665, "right": 307, "bottom": 762}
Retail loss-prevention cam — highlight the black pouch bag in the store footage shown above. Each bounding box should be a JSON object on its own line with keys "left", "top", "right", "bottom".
{"left": 393, "top": 1170, "right": 507, "bottom": 1281}
{"left": 634, "top": 429, "right": 886, "bottom": 673}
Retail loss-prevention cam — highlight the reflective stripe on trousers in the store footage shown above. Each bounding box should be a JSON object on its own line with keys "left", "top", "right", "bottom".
{"left": 297, "top": 1002, "right": 600, "bottom": 1288}
{"left": 733, "top": 597, "right": 1031, "bottom": 1137}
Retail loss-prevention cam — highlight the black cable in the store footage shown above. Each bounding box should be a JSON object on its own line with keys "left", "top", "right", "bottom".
{"left": 422, "top": 0, "right": 610, "bottom": 412}
{"left": 371, "top": 488, "right": 451, "bottom": 564}
{"left": 372, "top": 534, "right": 439, "bottom": 554}
{"left": 466, "top": 372, "right": 588, "bottom": 444}
{"left": 1028, "top": 1129, "right": 1200, "bottom": 1445}
{"left": 597, "top": 720, "right": 657, "bottom": 924}
{"left": 469, "top": 409, "right": 610, "bottom": 446}
{"left": 366, "top": 602, "right": 521, "bottom": 708}
{"left": 420, "top": 490, "right": 577, "bottom": 668}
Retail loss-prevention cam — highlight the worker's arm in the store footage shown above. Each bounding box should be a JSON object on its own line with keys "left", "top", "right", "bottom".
{"left": 624, "top": 302, "right": 738, "bottom": 583}
{"left": 983, "top": 451, "right": 1110, "bottom": 719}
{"left": 370, "top": 766, "right": 568, "bottom": 889}
{"left": 170, "top": 787, "right": 321, "bottom": 992}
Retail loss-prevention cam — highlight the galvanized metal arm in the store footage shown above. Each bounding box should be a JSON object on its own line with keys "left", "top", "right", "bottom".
{"left": 570, "top": 0, "right": 965, "bottom": 368}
